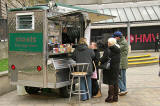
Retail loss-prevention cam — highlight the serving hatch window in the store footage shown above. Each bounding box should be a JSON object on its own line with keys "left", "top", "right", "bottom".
{"left": 16, "top": 12, "right": 34, "bottom": 30}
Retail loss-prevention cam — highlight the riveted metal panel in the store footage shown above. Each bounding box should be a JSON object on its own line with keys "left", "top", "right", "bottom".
{"left": 9, "top": 52, "right": 44, "bottom": 87}
{"left": 8, "top": 10, "right": 46, "bottom": 88}
{"left": 8, "top": 10, "right": 44, "bottom": 33}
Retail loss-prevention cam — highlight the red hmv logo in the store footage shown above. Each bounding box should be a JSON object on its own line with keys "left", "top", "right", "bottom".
{"left": 126, "top": 33, "right": 159, "bottom": 43}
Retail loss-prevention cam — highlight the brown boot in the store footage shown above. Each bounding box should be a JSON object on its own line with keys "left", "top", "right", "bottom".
{"left": 113, "top": 84, "right": 118, "bottom": 102}
{"left": 93, "top": 89, "right": 102, "bottom": 98}
{"left": 105, "top": 85, "right": 114, "bottom": 103}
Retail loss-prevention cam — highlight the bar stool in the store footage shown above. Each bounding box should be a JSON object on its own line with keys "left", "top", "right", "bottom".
{"left": 68, "top": 63, "right": 90, "bottom": 103}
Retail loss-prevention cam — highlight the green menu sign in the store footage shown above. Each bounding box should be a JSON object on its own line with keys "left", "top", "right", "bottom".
{"left": 9, "top": 33, "right": 43, "bottom": 52}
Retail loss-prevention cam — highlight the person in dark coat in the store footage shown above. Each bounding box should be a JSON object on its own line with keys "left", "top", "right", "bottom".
{"left": 90, "top": 42, "right": 101, "bottom": 97}
{"left": 100, "top": 38, "right": 120, "bottom": 103}
{"left": 72, "top": 38, "right": 95, "bottom": 101}
{"left": 155, "top": 36, "right": 160, "bottom": 52}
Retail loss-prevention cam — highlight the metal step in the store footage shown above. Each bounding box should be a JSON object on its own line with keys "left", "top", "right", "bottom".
{"left": 128, "top": 57, "right": 158, "bottom": 62}
{"left": 128, "top": 60, "right": 159, "bottom": 65}
{"left": 128, "top": 54, "right": 151, "bottom": 59}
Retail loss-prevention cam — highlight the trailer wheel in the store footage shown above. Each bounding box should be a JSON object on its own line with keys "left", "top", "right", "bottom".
{"left": 25, "top": 86, "right": 40, "bottom": 94}
{"left": 59, "top": 86, "right": 70, "bottom": 98}
{"left": 59, "top": 84, "right": 76, "bottom": 98}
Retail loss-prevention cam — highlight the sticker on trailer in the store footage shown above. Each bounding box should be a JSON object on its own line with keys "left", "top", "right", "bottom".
{"left": 9, "top": 33, "right": 43, "bottom": 52}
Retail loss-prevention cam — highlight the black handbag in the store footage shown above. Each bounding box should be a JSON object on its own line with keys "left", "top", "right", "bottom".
{"left": 100, "top": 58, "right": 111, "bottom": 70}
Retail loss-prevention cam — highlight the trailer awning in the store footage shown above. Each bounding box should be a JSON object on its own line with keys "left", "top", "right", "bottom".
{"left": 84, "top": 11, "right": 115, "bottom": 23}
{"left": 48, "top": 10, "right": 115, "bottom": 23}
{"left": 9, "top": 3, "right": 115, "bottom": 23}
{"left": 54, "top": 3, "right": 116, "bottom": 23}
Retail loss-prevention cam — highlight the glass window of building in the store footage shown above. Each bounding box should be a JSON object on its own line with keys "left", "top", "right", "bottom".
{"left": 146, "top": 6, "right": 158, "bottom": 20}
{"left": 117, "top": 8, "right": 128, "bottom": 22}
{"left": 152, "top": 6, "right": 160, "bottom": 19}
{"left": 131, "top": 7, "right": 143, "bottom": 21}
{"left": 103, "top": 9, "right": 113, "bottom": 22}
{"left": 139, "top": 7, "right": 150, "bottom": 20}
{"left": 124, "top": 8, "right": 135, "bottom": 21}
{"left": 110, "top": 8, "right": 121, "bottom": 22}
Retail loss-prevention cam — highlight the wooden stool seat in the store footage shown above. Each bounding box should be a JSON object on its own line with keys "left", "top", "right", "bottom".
{"left": 71, "top": 72, "right": 87, "bottom": 76}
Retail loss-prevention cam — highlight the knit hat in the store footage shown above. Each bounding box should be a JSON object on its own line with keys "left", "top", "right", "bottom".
{"left": 112, "top": 31, "right": 123, "bottom": 38}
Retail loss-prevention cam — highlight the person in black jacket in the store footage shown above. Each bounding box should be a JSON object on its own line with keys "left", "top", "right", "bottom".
{"left": 155, "top": 36, "right": 160, "bottom": 52}
{"left": 90, "top": 42, "right": 101, "bottom": 97}
{"left": 100, "top": 38, "right": 120, "bottom": 103}
{"left": 72, "top": 38, "right": 95, "bottom": 101}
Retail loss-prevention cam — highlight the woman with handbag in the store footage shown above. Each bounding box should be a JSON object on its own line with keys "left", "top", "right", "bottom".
{"left": 90, "top": 42, "right": 102, "bottom": 98}
{"left": 100, "top": 38, "right": 120, "bottom": 103}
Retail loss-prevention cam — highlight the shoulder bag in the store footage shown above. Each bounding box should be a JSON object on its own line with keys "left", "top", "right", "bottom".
{"left": 100, "top": 58, "right": 111, "bottom": 70}
{"left": 91, "top": 61, "right": 97, "bottom": 79}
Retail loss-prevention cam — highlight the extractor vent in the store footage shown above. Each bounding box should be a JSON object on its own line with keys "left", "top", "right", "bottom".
{"left": 16, "top": 12, "right": 34, "bottom": 30}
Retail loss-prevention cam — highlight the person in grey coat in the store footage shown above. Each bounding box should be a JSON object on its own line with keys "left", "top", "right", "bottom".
{"left": 72, "top": 38, "right": 95, "bottom": 101}
{"left": 112, "top": 31, "right": 128, "bottom": 96}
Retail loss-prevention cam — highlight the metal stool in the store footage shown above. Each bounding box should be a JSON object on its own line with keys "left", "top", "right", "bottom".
{"left": 68, "top": 63, "right": 90, "bottom": 103}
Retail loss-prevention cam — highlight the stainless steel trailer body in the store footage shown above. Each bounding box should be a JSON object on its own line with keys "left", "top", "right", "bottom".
{"left": 8, "top": 4, "right": 115, "bottom": 95}
{"left": 8, "top": 8, "right": 77, "bottom": 89}
{"left": 8, "top": 10, "right": 47, "bottom": 88}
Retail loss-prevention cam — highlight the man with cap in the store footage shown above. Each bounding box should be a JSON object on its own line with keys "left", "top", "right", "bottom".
{"left": 112, "top": 31, "right": 128, "bottom": 96}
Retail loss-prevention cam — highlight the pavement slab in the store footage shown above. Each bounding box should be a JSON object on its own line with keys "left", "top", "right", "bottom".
{"left": 0, "top": 52, "right": 159, "bottom": 106}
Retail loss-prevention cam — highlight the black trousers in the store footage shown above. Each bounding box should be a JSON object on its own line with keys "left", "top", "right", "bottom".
{"left": 155, "top": 44, "right": 159, "bottom": 52}
{"left": 92, "top": 78, "right": 99, "bottom": 96}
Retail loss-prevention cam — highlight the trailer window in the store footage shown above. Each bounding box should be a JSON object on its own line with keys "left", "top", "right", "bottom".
{"left": 16, "top": 12, "right": 34, "bottom": 30}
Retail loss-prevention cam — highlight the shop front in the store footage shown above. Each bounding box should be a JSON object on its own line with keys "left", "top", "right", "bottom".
{"left": 91, "top": 25, "right": 160, "bottom": 50}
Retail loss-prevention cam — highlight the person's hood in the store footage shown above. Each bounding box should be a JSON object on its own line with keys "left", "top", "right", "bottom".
{"left": 77, "top": 44, "right": 88, "bottom": 51}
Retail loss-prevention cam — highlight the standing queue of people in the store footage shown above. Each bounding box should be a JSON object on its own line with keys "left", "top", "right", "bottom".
{"left": 72, "top": 31, "right": 128, "bottom": 103}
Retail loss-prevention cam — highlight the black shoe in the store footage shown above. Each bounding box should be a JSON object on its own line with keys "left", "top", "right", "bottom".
{"left": 113, "top": 98, "right": 118, "bottom": 102}
{"left": 105, "top": 97, "right": 114, "bottom": 103}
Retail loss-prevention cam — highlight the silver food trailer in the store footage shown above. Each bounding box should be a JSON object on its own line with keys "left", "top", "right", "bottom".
{"left": 8, "top": 2, "right": 114, "bottom": 97}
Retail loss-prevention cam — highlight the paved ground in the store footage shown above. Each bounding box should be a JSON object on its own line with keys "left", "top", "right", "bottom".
{"left": 0, "top": 51, "right": 159, "bottom": 106}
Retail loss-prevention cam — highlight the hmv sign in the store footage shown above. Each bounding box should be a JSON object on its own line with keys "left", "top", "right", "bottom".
{"left": 125, "top": 26, "right": 160, "bottom": 50}
{"left": 127, "top": 33, "right": 158, "bottom": 43}
{"left": 91, "top": 26, "right": 160, "bottom": 50}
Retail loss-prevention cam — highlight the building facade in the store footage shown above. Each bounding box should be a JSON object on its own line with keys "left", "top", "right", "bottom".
{"left": 55, "top": 0, "right": 158, "bottom": 5}
{"left": 0, "top": 0, "right": 49, "bottom": 41}
{"left": 75, "top": 0, "right": 160, "bottom": 50}
{"left": 0, "top": 0, "right": 24, "bottom": 41}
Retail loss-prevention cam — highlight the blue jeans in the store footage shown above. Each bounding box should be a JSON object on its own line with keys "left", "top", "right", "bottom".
{"left": 80, "top": 75, "right": 92, "bottom": 100}
{"left": 118, "top": 69, "right": 127, "bottom": 92}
